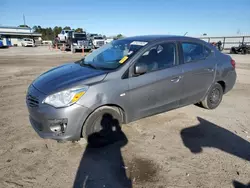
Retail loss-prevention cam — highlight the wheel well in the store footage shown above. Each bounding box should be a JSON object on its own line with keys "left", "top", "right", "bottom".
{"left": 80, "top": 104, "right": 126, "bottom": 138}
{"left": 217, "top": 81, "right": 226, "bottom": 93}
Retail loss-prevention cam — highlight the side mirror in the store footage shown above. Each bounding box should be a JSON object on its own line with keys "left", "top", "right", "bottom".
{"left": 135, "top": 63, "right": 148, "bottom": 75}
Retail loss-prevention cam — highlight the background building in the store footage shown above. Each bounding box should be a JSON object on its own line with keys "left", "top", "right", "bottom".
{"left": 0, "top": 26, "right": 42, "bottom": 46}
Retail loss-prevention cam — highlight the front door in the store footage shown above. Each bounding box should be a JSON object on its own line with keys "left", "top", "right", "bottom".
{"left": 179, "top": 42, "right": 216, "bottom": 106}
{"left": 128, "top": 41, "right": 183, "bottom": 121}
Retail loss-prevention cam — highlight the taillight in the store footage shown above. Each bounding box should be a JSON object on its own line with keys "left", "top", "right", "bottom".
{"left": 231, "top": 59, "right": 236, "bottom": 68}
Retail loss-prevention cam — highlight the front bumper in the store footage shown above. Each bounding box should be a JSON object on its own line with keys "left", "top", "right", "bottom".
{"left": 73, "top": 45, "right": 92, "bottom": 50}
{"left": 26, "top": 85, "right": 92, "bottom": 141}
{"left": 94, "top": 44, "right": 104, "bottom": 48}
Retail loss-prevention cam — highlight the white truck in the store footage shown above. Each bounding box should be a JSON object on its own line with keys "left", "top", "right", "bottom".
{"left": 21, "top": 38, "right": 35, "bottom": 47}
{"left": 65, "top": 31, "right": 93, "bottom": 53}
{"left": 105, "top": 38, "right": 114, "bottom": 44}
{"left": 91, "top": 35, "right": 105, "bottom": 48}
{"left": 58, "top": 30, "right": 73, "bottom": 42}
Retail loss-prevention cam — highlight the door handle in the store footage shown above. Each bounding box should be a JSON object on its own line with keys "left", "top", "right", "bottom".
{"left": 171, "top": 76, "right": 182, "bottom": 83}
{"left": 205, "top": 68, "right": 214, "bottom": 72}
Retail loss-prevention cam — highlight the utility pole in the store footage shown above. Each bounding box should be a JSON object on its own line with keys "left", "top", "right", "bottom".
{"left": 23, "top": 14, "right": 26, "bottom": 26}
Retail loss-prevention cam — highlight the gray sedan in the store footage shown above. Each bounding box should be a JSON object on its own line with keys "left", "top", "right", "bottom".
{"left": 26, "top": 35, "right": 236, "bottom": 146}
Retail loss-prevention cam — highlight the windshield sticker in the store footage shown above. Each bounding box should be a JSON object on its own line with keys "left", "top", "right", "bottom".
{"left": 130, "top": 41, "right": 148, "bottom": 46}
{"left": 119, "top": 56, "right": 129, "bottom": 64}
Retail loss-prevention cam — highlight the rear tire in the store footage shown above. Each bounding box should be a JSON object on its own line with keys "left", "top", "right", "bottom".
{"left": 201, "top": 83, "right": 223, "bottom": 109}
{"left": 230, "top": 48, "right": 236, "bottom": 54}
{"left": 82, "top": 106, "right": 123, "bottom": 147}
{"left": 242, "top": 48, "right": 247, "bottom": 55}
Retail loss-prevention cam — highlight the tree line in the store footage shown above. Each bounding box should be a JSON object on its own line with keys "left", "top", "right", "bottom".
{"left": 19, "top": 25, "right": 124, "bottom": 40}
{"left": 31, "top": 26, "right": 83, "bottom": 40}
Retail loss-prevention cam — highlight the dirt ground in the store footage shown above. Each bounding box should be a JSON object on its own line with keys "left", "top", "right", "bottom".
{"left": 0, "top": 47, "right": 249, "bottom": 188}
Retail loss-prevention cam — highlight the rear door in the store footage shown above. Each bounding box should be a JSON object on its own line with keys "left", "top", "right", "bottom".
{"left": 179, "top": 41, "right": 216, "bottom": 106}
{"left": 127, "top": 41, "right": 183, "bottom": 120}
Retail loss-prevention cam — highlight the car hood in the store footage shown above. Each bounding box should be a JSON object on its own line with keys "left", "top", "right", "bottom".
{"left": 32, "top": 63, "right": 108, "bottom": 95}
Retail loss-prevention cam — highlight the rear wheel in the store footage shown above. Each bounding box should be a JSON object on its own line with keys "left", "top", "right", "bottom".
{"left": 230, "top": 48, "right": 236, "bottom": 54}
{"left": 242, "top": 48, "right": 247, "bottom": 55}
{"left": 201, "top": 83, "right": 223, "bottom": 109}
{"left": 82, "top": 106, "right": 123, "bottom": 147}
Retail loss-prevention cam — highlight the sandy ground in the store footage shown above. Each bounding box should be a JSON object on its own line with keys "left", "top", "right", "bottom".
{"left": 0, "top": 47, "right": 249, "bottom": 188}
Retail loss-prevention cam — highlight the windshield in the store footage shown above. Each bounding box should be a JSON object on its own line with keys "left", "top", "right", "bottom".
{"left": 79, "top": 39, "right": 148, "bottom": 70}
{"left": 24, "top": 39, "right": 32, "bottom": 41}
{"left": 74, "top": 34, "right": 86, "bottom": 39}
{"left": 94, "top": 37, "right": 104, "bottom": 40}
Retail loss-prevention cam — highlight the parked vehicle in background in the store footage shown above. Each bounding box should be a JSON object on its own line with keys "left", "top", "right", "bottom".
{"left": 105, "top": 38, "right": 114, "bottom": 44}
{"left": 0, "top": 35, "right": 3, "bottom": 48}
{"left": 230, "top": 43, "right": 250, "bottom": 54}
{"left": 21, "top": 38, "right": 35, "bottom": 47}
{"left": 0, "top": 35, "right": 11, "bottom": 48}
{"left": 58, "top": 30, "right": 73, "bottom": 42}
{"left": 92, "top": 36, "right": 105, "bottom": 48}
{"left": 42, "top": 40, "right": 53, "bottom": 45}
{"left": 26, "top": 35, "right": 236, "bottom": 146}
{"left": 65, "top": 31, "right": 93, "bottom": 53}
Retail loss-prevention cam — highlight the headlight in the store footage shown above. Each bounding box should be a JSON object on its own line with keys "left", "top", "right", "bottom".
{"left": 43, "top": 86, "right": 88, "bottom": 108}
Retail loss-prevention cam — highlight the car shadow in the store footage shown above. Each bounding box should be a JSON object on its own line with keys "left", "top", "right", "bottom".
{"left": 180, "top": 117, "right": 250, "bottom": 161}
{"left": 233, "top": 180, "right": 250, "bottom": 188}
{"left": 73, "top": 113, "right": 132, "bottom": 188}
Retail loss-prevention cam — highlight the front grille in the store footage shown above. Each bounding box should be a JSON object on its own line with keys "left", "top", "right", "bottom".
{"left": 26, "top": 94, "right": 39, "bottom": 107}
{"left": 83, "top": 41, "right": 89, "bottom": 46}
{"left": 97, "top": 41, "right": 104, "bottom": 46}
{"left": 78, "top": 41, "right": 84, "bottom": 46}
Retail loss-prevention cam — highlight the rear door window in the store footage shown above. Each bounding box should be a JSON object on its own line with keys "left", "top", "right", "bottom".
{"left": 182, "top": 42, "right": 211, "bottom": 63}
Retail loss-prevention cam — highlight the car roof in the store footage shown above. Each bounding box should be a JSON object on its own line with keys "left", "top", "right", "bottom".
{"left": 123, "top": 35, "right": 203, "bottom": 43}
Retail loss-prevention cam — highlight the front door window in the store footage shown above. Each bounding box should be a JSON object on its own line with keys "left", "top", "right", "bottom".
{"left": 135, "top": 42, "right": 177, "bottom": 73}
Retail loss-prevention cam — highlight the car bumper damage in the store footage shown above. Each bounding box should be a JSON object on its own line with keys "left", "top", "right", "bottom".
{"left": 26, "top": 85, "right": 91, "bottom": 141}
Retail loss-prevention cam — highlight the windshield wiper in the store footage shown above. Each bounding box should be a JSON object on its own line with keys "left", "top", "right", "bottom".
{"left": 96, "top": 66, "right": 114, "bottom": 70}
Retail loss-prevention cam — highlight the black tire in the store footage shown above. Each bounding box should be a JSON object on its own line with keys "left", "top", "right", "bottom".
{"left": 201, "top": 83, "right": 223, "bottom": 109}
{"left": 82, "top": 106, "right": 123, "bottom": 147}
{"left": 230, "top": 48, "right": 236, "bottom": 54}
{"left": 242, "top": 48, "right": 247, "bottom": 55}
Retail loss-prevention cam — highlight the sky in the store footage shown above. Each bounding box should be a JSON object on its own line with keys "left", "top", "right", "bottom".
{"left": 0, "top": 0, "right": 249, "bottom": 37}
